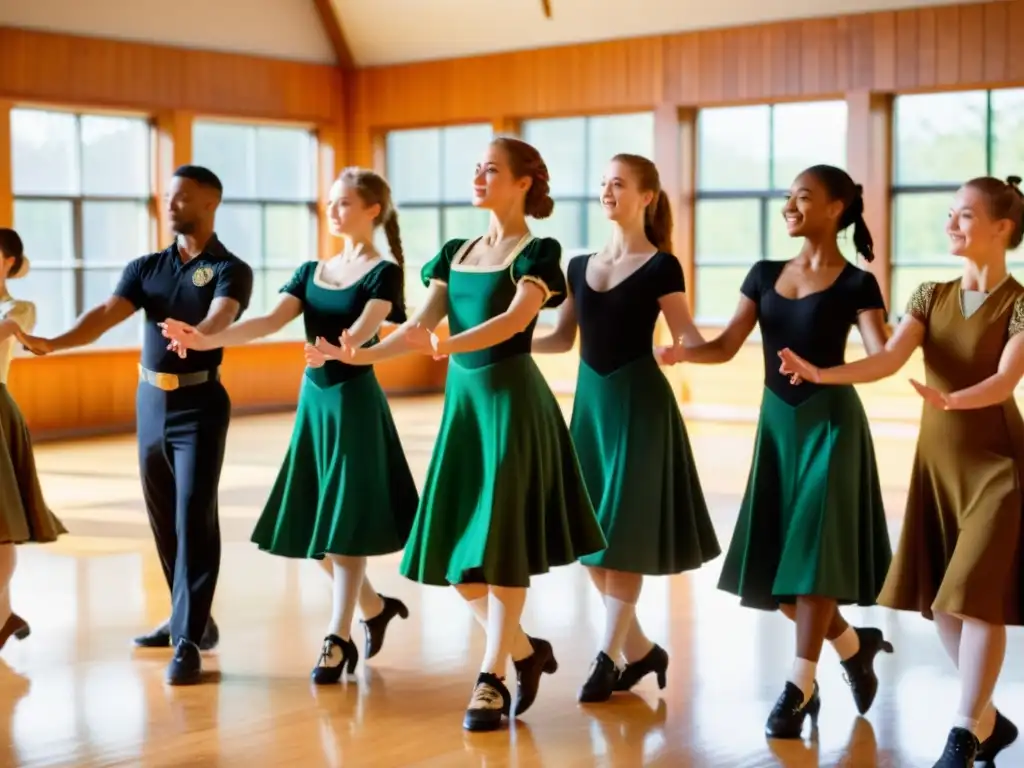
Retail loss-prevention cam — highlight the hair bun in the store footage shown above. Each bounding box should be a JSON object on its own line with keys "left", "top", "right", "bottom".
{"left": 853, "top": 183, "right": 864, "bottom": 195}
{"left": 1008, "top": 175, "right": 1022, "bottom": 188}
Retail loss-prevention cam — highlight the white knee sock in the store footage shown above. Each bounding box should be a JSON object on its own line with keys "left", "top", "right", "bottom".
{"left": 479, "top": 589, "right": 526, "bottom": 676}
{"left": 322, "top": 555, "right": 366, "bottom": 668}
{"left": 955, "top": 618, "right": 1006, "bottom": 742}
{"left": 788, "top": 658, "right": 817, "bottom": 706}
{"left": 468, "top": 596, "right": 533, "bottom": 661}
{"left": 602, "top": 597, "right": 636, "bottom": 663}
{"left": 830, "top": 627, "right": 860, "bottom": 662}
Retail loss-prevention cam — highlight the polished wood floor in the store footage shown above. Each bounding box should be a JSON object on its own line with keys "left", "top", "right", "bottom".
{"left": 6, "top": 396, "right": 1023, "bottom": 767}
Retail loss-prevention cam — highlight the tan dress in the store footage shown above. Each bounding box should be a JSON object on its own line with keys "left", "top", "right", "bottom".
{"left": 878, "top": 277, "right": 1024, "bottom": 625}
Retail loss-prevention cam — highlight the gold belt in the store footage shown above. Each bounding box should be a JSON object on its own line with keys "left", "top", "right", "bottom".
{"left": 138, "top": 365, "right": 219, "bottom": 392}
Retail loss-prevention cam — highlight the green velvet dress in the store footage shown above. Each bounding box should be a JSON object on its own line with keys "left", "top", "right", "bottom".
{"left": 399, "top": 235, "right": 607, "bottom": 588}
{"left": 717, "top": 260, "right": 892, "bottom": 610}
{"left": 566, "top": 252, "right": 720, "bottom": 574}
{"left": 250, "top": 260, "right": 419, "bottom": 559}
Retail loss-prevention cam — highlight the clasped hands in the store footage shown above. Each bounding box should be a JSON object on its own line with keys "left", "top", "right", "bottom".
{"left": 304, "top": 323, "right": 447, "bottom": 368}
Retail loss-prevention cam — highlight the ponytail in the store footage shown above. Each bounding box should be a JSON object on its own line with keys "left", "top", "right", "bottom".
{"left": 845, "top": 187, "right": 875, "bottom": 263}
{"left": 803, "top": 166, "right": 874, "bottom": 263}
{"left": 645, "top": 190, "right": 674, "bottom": 254}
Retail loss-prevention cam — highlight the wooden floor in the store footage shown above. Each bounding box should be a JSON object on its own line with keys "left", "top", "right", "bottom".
{"left": 6, "top": 396, "right": 1024, "bottom": 767}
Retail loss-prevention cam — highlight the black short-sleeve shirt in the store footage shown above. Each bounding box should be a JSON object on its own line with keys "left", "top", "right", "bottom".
{"left": 114, "top": 234, "right": 254, "bottom": 373}
{"left": 741, "top": 259, "right": 885, "bottom": 405}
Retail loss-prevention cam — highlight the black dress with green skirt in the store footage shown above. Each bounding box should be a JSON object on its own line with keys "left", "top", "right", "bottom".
{"left": 399, "top": 235, "right": 607, "bottom": 588}
{"left": 717, "top": 259, "right": 892, "bottom": 610}
{"left": 250, "top": 260, "right": 418, "bottom": 559}
{"left": 566, "top": 252, "right": 720, "bottom": 574}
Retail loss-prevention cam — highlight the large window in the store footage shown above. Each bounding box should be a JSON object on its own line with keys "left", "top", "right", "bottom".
{"left": 522, "top": 113, "right": 655, "bottom": 255}
{"left": 891, "top": 90, "right": 1024, "bottom": 315}
{"left": 192, "top": 120, "right": 318, "bottom": 340}
{"left": 384, "top": 124, "right": 495, "bottom": 308}
{"left": 11, "top": 109, "right": 153, "bottom": 347}
{"left": 694, "top": 101, "right": 849, "bottom": 322}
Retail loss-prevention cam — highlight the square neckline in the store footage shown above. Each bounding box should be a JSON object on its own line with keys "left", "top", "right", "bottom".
{"left": 312, "top": 258, "right": 386, "bottom": 292}
{"left": 451, "top": 233, "right": 534, "bottom": 273}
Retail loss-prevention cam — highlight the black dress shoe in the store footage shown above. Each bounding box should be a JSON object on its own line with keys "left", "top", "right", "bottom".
{"left": 463, "top": 672, "right": 511, "bottom": 732}
{"left": 512, "top": 635, "right": 558, "bottom": 716}
{"left": 765, "top": 681, "right": 820, "bottom": 740}
{"left": 839, "top": 626, "right": 893, "bottom": 714}
{"left": 165, "top": 638, "right": 202, "bottom": 686}
{"left": 311, "top": 634, "right": 359, "bottom": 685}
{"left": 614, "top": 644, "right": 669, "bottom": 692}
{"left": 133, "top": 617, "right": 220, "bottom": 651}
{"left": 579, "top": 652, "right": 619, "bottom": 703}
{"left": 977, "top": 710, "right": 1018, "bottom": 764}
{"left": 360, "top": 595, "right": 409, "bottom": 660}
{"left": 933, "top": 727, "right": 979, "bottom": 767}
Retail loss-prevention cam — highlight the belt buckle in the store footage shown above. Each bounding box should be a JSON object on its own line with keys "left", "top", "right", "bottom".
{"left": 153, "top": 372, "right": 179, "bottom": 392}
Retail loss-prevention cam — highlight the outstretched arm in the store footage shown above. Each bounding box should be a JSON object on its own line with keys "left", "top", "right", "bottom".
{"left": 932, "top": 332, "right": 1024, "bottom": 410}
{"left": 666, "top": 295, "right": 757, "bottom": 365}
{"left": 532, "top": 294, "right": 577, "bottom": 354}
{"left": 20, "top": 295, "right": 137, "bottom": 355}
{"left": 659, "top": 291, "right": 705, "bottom": 347}
{"left": 436, "top": 281, "right": 545, "bottom": 356}
{"left": 163, "top": 295, "right": 304, "bottom": 351}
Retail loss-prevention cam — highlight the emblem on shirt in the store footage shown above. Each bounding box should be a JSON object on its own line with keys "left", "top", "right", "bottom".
{"left": 192, "top": 266, "right": 214, "bottom": 287}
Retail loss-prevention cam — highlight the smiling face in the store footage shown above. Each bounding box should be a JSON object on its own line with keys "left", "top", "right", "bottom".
{"left": 781, "top": 171, "right": 845, "bottom": 240}
{"left": 947, "top": 183, "right": 1017, "bottom": 259}
{"left": 471, "top": 143, "right": 532, "bottom": 213}
{"left": 327, "top": 178, "right": 381, "bottom": 239}
{"left": 599, "top": 159, "right": 654, "bottom": 226}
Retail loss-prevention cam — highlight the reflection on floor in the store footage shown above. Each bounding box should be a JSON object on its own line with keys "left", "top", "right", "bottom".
{"left": 3, "top": 396, "right": 1020, "bottom": 766}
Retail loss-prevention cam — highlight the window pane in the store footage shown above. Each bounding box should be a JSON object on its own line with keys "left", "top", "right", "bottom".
{"left": 894, "top": 92, "right": 987, "bottom": 185}
{"left": 696, "top": 199, "right": 762, "bottom": 264}
{"left": 698, "top": 106, "right": 770, "bottom": 191}
{"left": 442, "top": 125, "right": 493, "bottom": 202}
{"left": 991, "top": 88, "right": 1024, "bottom": 181}
{"left": 265, "top": 204, "right": 316, "bottom": 265}
{"left": 587, "top": 113, "right": 655, "bottom": 190}
{"left": 394, "top": 207, "right": 441, "bottom": 308}
{"left": 83, "top": 268, "right": 144, "bottom": 348}
{"left": 893, "top": 192, "right": 955, "bottom": 265}
{"left": 530, "top": 200, "right": 584, "bottom": 250}
{"left": 11, "top": 110, "right": 79, "bottom": 195}
{"left": 771, "top": 101, "right": 848, "bottom": 189}
{"left": 215, "top": 203, "right": 264, "bottom": 268}
{"left": 696, "top": 266, "right": 751, "bottom": 322}
{"left": 255, "top": 127, "right": 316, "bottom": 202}
{"left": 13, "top": 200, "right": 75, "bottom": 266}
{"left": 585, "top": 200, "right": 613, "bottom": 251}
{"left": 192, "top": 122, "right": 257, "bottom": 199}
{"left": 81, "top": 116, "right": 151, "bottom": 197}
{"left": 387, "top": 130, "right": 441, "bottom": 203}
{"left": 8, "top": 267, "right": 76, "bottom": 340}
{"left": 264, "top": 268, "right": 307, "bottom": 340}
{"left": 891, "top": 265, "right": 965, "bottom": 319}
{"left": 522, "top": 118, "right": 587, "bottom": 197}
{"left": 442, "top": 205, "right": 490, "bottom": 241}
{"left": 765, "top": 196, "right": 855, "bottom": 262}
{"left": 83, "top": 202, "right": 151, "bottom": 265}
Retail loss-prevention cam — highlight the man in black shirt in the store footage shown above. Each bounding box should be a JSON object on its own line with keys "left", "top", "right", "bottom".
{"left": 18, "top": 166, "right": 253, "bottom": 685}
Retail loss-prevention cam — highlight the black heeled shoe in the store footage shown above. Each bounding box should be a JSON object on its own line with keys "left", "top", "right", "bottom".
{"left": 512, "top": 635, "right": 558, "bottom": 716}
{"left": 463, "top": 672, "right": 511, "bottom": 732}
{"left": 578, "top": 652, "right": 619, "bottom": 703}
{"left": 977, "top": 710, "right": 1018, "bottom": 765}
{"left": 360, "top": 594, "right": 409, "bottom": 660}
{"left": 311, "top": 634, "right": 359, "bottom": 685}
{"left": 933, "top": 727, "right": 979, "bottom": 767}
{"left": 614, "top": 644, "right": 669, "bottom": 692}
{"left": 765, "top": 681, "right": 820, "bottom": 740}
{"left": 839, "top": 626, "right": 893, "bottom": 714}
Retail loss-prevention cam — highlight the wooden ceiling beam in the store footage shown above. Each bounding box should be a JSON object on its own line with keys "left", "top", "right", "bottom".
{"left": 312, "top": 0, "right": 355, "bottom": 70}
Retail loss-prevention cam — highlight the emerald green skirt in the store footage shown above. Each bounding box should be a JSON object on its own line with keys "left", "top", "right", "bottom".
{"left": 399, "top": 354, "right": 606, "bottom": 587}
{"left": 251, "top": 370, "right": 418, "bottom": 558}
{"left": 571, "top": 356, "right": 720, "bottom": 574}
{"left": 717, "top": 385, "right": 891, "bottom": 610}
{"left": 0, "top": 384, "right": 66, "bottom": 545}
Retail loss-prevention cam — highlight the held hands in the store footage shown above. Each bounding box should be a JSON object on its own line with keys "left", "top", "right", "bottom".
{"left": 653, "top": 337, "right": 687, "bottom": 366}
{"left": 16, "top": 330, "right": 54, "bottom": 356}
{"left": 304, "top": 341, "right": 328, "bottom": 368}
{"left": 159, "top": 318, "right": 206, "bottom": 359}
{"left": 777, "top": 349, "right": 814, "bottom": 386}
{"left": 909, "top": 378, "right": 953, "bottom": 410}
{"left": 405, "top": 323, "right": 447, "bottom": 361}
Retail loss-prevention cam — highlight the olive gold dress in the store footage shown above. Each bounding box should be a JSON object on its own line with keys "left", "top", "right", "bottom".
{"left": 399, "top": 235, "right": 607, "bottom": 588}
{"left": 879, "top": 277, "right": 1024, "bottom": 625}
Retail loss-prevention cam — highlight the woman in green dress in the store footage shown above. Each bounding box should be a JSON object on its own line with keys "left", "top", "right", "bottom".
{"left": 160, "top": 168, "right": 418, "bottom": 684}
{"left": 778, "top": 176, "right": 1024, "bottom": 768}
{"left": 660, "top": 165, "right": 894, "bottom": 739}
{"left": 315, "top": 137, "right": 606, "bottom": 732}
{"left": 532, "top": 153, "right": 720, "bottom": 703}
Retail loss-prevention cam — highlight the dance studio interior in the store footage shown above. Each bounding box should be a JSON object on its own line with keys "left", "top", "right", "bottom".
{"left": 3, "top": 0, "right": 1024, "bottom": 765}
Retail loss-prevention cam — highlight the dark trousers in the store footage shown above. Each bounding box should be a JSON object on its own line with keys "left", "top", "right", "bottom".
{"left": 136, "top": 380, "right": 230, "bottom": 644}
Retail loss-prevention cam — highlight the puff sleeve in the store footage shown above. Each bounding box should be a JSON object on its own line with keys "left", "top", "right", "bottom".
{"left": 511, "top": 237, "right": 567, "bottom": 309}
{"left": 906, "top": 282, "right": 937, "bottom": 325}
{"left": 280, "top": 261, "right": 315, "bottom": 302}
{"left": 420, "top": 239, "right": 466, "bottom": 286}
{"left": 365, "top": 261, "right": 407, "bottom": 323}
{"left": 3, "top": 299, "right": 36, "bottom": 335}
